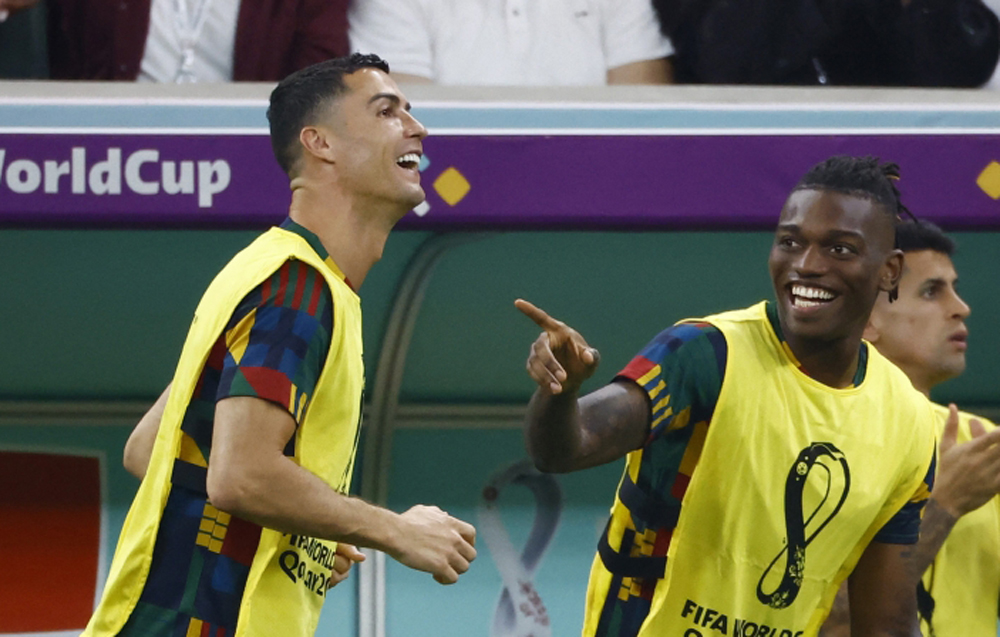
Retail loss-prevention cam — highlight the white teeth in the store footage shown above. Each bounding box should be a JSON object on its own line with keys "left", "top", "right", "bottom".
{"left": 396, "top": 153, "right": 420, "bottom": 166}
{"left": 791, "top": 285, "right": 834, "bottom": 301}
{"left": 793, "top": 298, "right": 823, "bottom": 308}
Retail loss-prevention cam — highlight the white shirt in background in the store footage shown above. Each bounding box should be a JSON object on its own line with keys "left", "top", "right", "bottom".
{"left": 139, "top": 0, "right": 241, "bottom": 83}
{"left": 348, "top": 0, "right": 673, "bottom": 86}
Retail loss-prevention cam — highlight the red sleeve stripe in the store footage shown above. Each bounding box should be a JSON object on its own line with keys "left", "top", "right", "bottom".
{"left": 260, "top": 274, "right": 272, "bottom": 302}
{"left": 307, "top": 275, "right": 323, "bottom": 316}
{"left": 619, "top": 356, "right": 656, "bottom": 382}
{"left": 291, "top": 261, "right": 307, "bottom": 311}
{"left": 275, "top": 262, "right": 289, "bottom": 306}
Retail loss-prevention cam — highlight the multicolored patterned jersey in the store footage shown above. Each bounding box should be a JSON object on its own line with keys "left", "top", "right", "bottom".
{"left": 120, "top": 219, "right": 335, "bottom": 636}
{"left": 583, "top": 301, "right": 937, "bottom": 637}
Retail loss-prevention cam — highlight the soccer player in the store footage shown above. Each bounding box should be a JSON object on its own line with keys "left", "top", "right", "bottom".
{"left": 83, "top": 54, "right": 476, "bottom": 637}
{"left": 862, "top": 220, "right": 1000, "bottom": 636}
{"left": 518, "top": 156, "right": 937, "bottom": 636}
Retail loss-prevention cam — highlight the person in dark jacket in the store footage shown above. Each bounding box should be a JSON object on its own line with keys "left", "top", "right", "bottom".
{"left": 652, "top": 0, "right": 1000, "bottom": 86}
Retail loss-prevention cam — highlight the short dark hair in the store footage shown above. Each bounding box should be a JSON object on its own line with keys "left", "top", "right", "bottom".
{"left": 793, "top": 155, "right": 911, "bottom": 221}
{"left": 895, "top": 219, "right": 956, "bottom": 256}
{"left": 267, "top": 53, "right": 391, "bottom": 176}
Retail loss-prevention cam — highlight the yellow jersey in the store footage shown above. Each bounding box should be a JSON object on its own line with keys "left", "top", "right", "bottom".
{"left": 83, "top": 226, "right": 364, "bottom": 636}
{"left": 584, "top": 302, "right": 937, "bottom": 637}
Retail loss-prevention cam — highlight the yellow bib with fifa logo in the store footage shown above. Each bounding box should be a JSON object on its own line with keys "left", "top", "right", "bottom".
{"left": 84, "top": 227, "right": 364, "bottom": 636}
{"left": 584, "top": 302, "right": 936, "bottom": 637}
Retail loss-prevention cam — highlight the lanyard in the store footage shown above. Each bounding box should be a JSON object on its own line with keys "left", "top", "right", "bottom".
{"left": 173, "top": 0, "right": 214, "bottom": 82}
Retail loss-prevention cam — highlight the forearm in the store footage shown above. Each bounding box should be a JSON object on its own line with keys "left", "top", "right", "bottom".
{"left": 207, "top": 456, "right": 404, "bottom": 555}
{"left": 819, "top": 583, "right": 851, "bottom": 637}
{"left": 911, "top": 497, "right": 959, "bottom": 576}
{"left": 849, "top": 542, "right": 920, "bottom": 636}
{"left": 525, "top": 388, "right": 588, "bottom": 473}
{"left": 525, "top": 383, "right": 648, "bottom": 473}
{"left": 607, "top": 58, "right": 674, "bottom": 84}
{"left": 123, "top": 384, "right": 171, "bottom": 480}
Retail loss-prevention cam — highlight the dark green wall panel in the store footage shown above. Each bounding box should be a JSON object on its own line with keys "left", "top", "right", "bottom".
{"left": 3, "top": 229, "right": 997, "bottom": 409}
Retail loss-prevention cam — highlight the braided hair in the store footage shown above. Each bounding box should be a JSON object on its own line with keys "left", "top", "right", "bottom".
{"left": 793, "top": 155, "right": 913, "bottom": 223}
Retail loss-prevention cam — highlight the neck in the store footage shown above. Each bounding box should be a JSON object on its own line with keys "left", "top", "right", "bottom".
{"left": 785, "top": 332, "right": 862, "bottom": 389}
{"left": 907, "top": 370, "right": 933, "bottom": 398}
{"left": 287, "top": 180, "right": 401, "bottom": 289}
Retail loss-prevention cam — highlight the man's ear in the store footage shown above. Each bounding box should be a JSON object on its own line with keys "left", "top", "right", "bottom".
{"left": 299, "top": 126, "right": 336, "bottom": 165}
{"left": 880, "top": 249, "right": 904, "bottom": 297}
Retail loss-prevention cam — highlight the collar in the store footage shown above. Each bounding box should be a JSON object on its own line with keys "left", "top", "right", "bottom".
{"left": 279, "top": 218, "right": 356, "bottom": 292}
{"left": 765, "top": 301, "right": 867, "bottom": 387}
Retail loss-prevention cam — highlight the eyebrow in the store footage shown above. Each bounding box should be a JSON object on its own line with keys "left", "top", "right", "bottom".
{"left": 775, "top": 224, "right": 865, "bottom": 241}
{"left": 367, "top": 92, "right": 412, "bottom": 111}
{"left": 919, "top": 277, "right": 955, "bottom": 289}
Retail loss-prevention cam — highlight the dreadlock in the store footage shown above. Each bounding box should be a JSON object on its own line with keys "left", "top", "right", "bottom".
{"left": 793, "top": 155, "right": 915, "bottom": 224}
{"left": 794, "top": 155, "right": 913, "bottom": 302}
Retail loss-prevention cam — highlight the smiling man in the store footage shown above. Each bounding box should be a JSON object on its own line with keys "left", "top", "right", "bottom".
{"left": 83, "top": 54, "right": 476, "bottom": 637}
{"left": 517, "top": 156, "right": 937, "bottom": 637}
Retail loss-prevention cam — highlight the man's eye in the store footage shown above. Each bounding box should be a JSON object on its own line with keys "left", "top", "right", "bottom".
{"left": 831, "top": 245, "right": 855, "bottom": 255}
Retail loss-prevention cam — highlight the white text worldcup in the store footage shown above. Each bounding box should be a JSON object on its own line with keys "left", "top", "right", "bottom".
{"left": 0, "top": 147, "right": 231, "bottom": 208}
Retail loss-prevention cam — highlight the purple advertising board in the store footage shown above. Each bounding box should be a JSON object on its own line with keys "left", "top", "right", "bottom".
{"left": 1, "top": 132, "right": 998, "bottom": 229}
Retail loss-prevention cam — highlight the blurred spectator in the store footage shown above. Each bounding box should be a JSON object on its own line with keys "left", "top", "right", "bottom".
{"left": 652, "top": 0, "right": 1000, "bottom": 86}
{"left": 0, "top": 0, "right": 48, "bottom": 78}
{"left": 45, "top": 0, "right": 348, "bottom": 81}
{"left": 348, "top": 0, "right": 674, "bottom": 85}
{"left": 985, "top": 0, "right": 1000, "bottom": 86}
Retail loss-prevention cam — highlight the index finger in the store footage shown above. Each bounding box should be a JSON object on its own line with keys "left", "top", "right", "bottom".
{"left": 515, "top": 298, "right": 560, "bottom": 331}
{"left": 941, "top": 403, "right": 960, "bottom": 451}
{"left": 451, "top": 518, "right": 477, "bottom": 546}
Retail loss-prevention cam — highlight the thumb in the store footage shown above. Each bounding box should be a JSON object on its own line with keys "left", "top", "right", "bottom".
{"left": 336, "top": 543, "right": 367, "bottom": 562}
{"left": 940, "top": 403, "right": 960, "bottom": 453}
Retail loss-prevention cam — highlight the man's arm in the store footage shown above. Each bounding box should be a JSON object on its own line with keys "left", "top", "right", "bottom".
{"left": 517, "top": 299, "right": 648, "bottom": 473}
{"left": 911, "top": 405, "right": 1000, "bottom": 576}
{"left": 848, "top": 541, "right": 920, "bottom": 636}
{"left": 607, "top": 58, "right": 674, "bottom": 84}
{"left": 123, "top": 383, "right": 171, "bottom": 480}
{"left": 206, "top": 396, "right": 477, "bottom": 584}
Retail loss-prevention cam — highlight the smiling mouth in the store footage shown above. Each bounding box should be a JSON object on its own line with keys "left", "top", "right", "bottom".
{"left": 396, "top": 153, "right": 421, "bottom": 171}
{"left": 789, "top": 284, "right": 837, "bottom": 309}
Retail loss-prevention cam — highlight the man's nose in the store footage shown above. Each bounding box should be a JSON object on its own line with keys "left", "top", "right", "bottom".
{"left": 793, "top": 245, "right": 827, "bottom": 275}
{"left": 404, "top": 110, "right": 428, "bottom": 140}
{"left": 950, "top": 289, "right": 971, "bottom": 319}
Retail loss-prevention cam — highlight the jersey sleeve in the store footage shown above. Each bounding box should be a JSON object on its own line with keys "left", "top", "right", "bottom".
{"left": 600, "top": 0, "right": 675, "bottom": 69}
{"left": 873, "top": 446, "right": 936, "bottom": 544}
{"left": 215, "top": 259, "right": 334, "bottom": 423}
{"left": 614, "top": 321, "right": 727, "bottom": 444}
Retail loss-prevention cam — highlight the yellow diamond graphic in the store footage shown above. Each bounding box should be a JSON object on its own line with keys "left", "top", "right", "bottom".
{"left": 433, "top": 167, "right": 471, "bottom": 206}
{"left": 977, "top": 161, "right": 1000, "bottom": 200}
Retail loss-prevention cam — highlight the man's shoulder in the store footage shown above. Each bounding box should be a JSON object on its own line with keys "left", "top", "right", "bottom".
{"left": 618, "top": 319, "right": 727, "bottom": 385}
{"left": 931, "top": 402, "right": 999, "bottom": 435}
